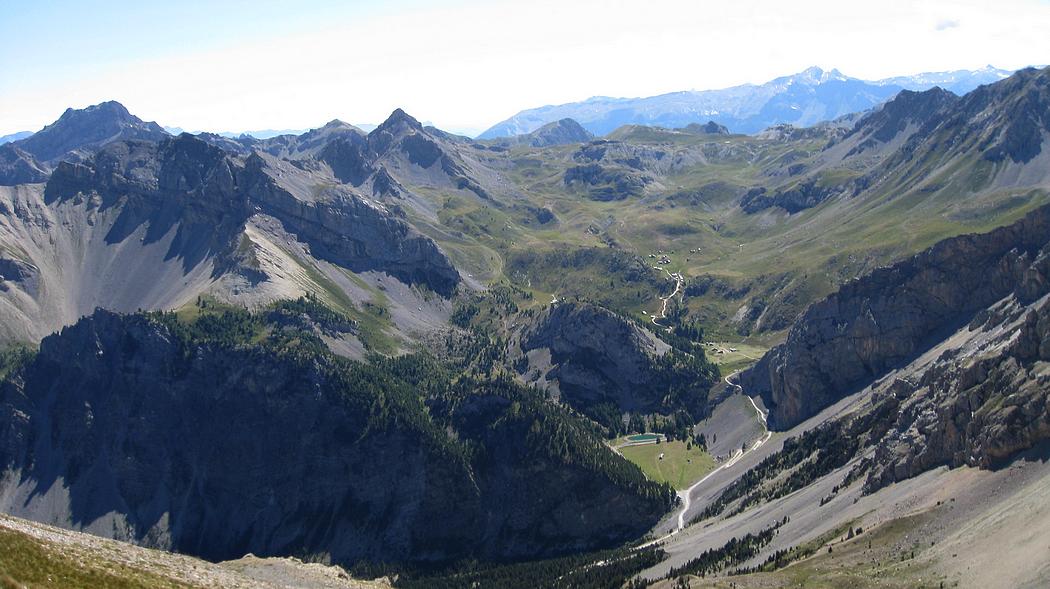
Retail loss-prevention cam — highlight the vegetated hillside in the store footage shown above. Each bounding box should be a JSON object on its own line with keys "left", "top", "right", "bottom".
{"left": 479, "top": 66, "right": 1013, "bottom": 138}
{"left": 0, "top": 300, "right": 673, "bottom": 569}
{"left": 0, "top": 512, "right": 391, "bottom": 589}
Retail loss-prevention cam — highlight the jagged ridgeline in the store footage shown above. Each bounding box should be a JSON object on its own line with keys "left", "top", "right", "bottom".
{"left": 0, "top": 299, "right": 674, "bottom": 568}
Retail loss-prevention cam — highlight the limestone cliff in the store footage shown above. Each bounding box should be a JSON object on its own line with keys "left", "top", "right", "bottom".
{"left": 742, "top": 204, "right": 1050, "bottom": 429}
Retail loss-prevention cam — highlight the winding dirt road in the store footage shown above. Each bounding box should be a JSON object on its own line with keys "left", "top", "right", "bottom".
{"left": 638, "top": 371, "right": 772, "bottom": 548}
{"left": 651, "top": 267, "right": 683, "bottom": 328}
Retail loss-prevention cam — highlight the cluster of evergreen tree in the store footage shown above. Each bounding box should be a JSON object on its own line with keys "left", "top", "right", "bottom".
{"left": 395, "top": 545, "right": 666, "bottom": 589}
{"left": 649, "top": 348, "right": 721, "bottom": 422}
{"left": 0, "top": 343, "right": 35, "bottom": 380}
{"left": 75, "top": 294, "right": 709, "bottom": 578}
{"left": 665, "top": 517, "right": 787, "bottom": 579}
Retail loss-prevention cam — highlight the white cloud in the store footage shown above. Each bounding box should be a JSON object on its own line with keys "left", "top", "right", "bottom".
{"left": 1, "top": 0, "right": 1048, "bottom": 136}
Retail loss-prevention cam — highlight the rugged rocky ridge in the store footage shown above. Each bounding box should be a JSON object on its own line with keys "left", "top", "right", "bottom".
{"left": 841, "top": 87, "right": 959, "bottom": 156}
{"left": 241, "top": 152, "right": 460, "bottom": 296}
{"left": 742, "top": 203, "right": 1050, "bottom": 429}
{"left": 516, "top": 302, "right": 719, "bottom": 427}
{"left": 0, "top": 307, "right": 672, "bottom": 567}
{"left": 740, "top": 66, "right": 1050, "bottom": 214}
{"left": 0, "top": 130, "right": 461, "bottom": 344}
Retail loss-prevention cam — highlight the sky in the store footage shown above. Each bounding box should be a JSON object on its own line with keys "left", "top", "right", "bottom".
{"left": 1, "top": 0, "right": 1048, "bottom": 137}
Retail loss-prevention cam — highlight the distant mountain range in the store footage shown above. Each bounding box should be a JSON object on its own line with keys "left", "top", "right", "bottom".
{"left": 0, "top": 131, "right": 33, "bottom": 145}
{"left": 479, "top": 65, "right": 1016, "bottom": 138}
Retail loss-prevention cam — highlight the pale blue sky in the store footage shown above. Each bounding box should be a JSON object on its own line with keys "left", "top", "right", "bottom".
{"left": 2, "top": 0, "right": 1048, "bottom": 136}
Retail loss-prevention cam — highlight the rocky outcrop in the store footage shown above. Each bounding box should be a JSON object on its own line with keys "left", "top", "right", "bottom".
{"left": 563, "top": 163, "right": 652, "bottom": 201}
{"left": 740, "top": 179, "right": 841, "bottom": 213}
{"left": 0, "top": 309, "right": 672, "bottom": 567}
{"left": 862, "top": 289, "right": 1050, "bottom": 491}
{"left": 43, "top": 135, "right": 251, "bottom": 271}
{"left": 517, "top": 302, "right": 718, "bottom": 425}
{"left": 685, "top": 121, "right": 730, "bottom": 135}
{"left": 14, "top": 100, "right": 168, "bottom": 164}
{"left": 0, "top": 144, "right": 49, "bottom": 186}
{"left": 742, "top": 204, "right": 1050, "bottom": 429}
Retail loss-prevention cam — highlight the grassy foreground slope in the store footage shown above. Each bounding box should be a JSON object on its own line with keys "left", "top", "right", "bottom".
{"left": 0, "top": 513, "right": 388, "bottom": 589}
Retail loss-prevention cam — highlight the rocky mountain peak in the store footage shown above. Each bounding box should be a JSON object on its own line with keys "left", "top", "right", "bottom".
{"left": 322, "top": 118, "right": 351, "bottom": 129}
{"left": 793, "top": 66, "right": 848, "bottom": 85}
{"left": 522, "top": 118, "right": 594, "bottom": 147}
{"left": 373, "top": 108, "right": 423, "bottom": 136}
{"left": 69, "top": 100, "right": 135, "bottom": 120}
{"left": 14, "top": 100, "right": 169, "bottom": 164}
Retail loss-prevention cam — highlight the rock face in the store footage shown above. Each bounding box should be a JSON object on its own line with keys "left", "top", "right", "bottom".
{"left": 43, "top": 133, "right": 459, "bottom": 292}
{"left": 0, "top": 309, "right": 671, "bottom": 567}
{"left": 739, "top": 178, "right": 840, "bottom": 213}
{"left": 44, "top": 135, "right": 251, "bottom": 265}
{"left": 863, "top": 292, "right": 1050, "bottom": 491}
{"left": 742, "top": 204, "right": 1050, "bottom": 429}
{"left": 517, "top": 302, "right": 718, "bottom": 425}
{"left": 241, "top": 152, "right": 460, "bottom": 296}
{"left": 14, "top": 100, "right": 169, "bottom": 164}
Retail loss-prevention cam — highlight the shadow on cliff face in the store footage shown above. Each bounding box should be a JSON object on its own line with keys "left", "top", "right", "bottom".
{"left": 743, "top": 203, "right": 1050, "bottom": 430}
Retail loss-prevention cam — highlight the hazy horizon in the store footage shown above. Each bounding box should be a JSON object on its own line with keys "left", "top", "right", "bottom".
{"left": 2, "top": 0, "right": 1049, "bottom": 137}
